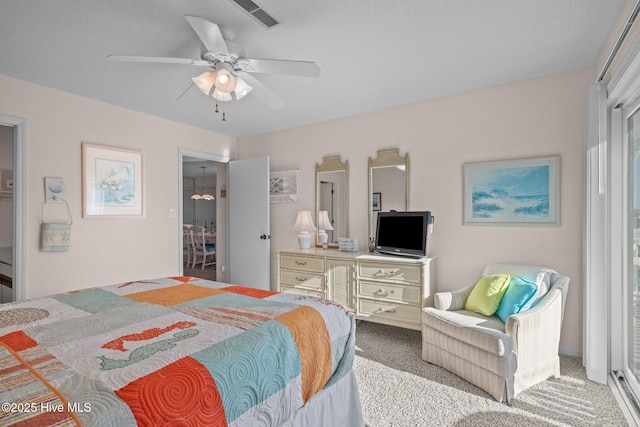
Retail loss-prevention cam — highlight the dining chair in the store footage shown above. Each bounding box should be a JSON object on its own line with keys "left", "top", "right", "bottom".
{"left": 192, "top": 225, "right": 216, "bottom": 270}
{"left": 183, "top": 225, "right": 194, "bottom": 267}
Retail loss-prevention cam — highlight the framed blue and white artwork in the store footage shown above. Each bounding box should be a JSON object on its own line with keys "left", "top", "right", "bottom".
{"left": 82, "top": 143, "right": 144, "bottom": 218}
{"left": 464, "top": 156, "right": 559, "bottom": 225}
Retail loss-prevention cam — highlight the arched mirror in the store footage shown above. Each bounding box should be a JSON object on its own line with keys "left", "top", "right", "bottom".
{"left": 368, "top": 148, "right": 409, "bottom": 238}
{"left": 316, "top": 155, "right": 349, "bottom": 248}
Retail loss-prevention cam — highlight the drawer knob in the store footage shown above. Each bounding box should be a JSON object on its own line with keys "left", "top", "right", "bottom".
{"left": 374, "top": 269, "right": 399, "bottom": 278}
{"left": 295, "top": 277, "right": 306, "bottom": 282}
{"left": 374, "top": 307, "right": 396, "bottom": 314}
{"left": 295, "top": 261, "right": 307, "bottom": 266}
{"left": 374, "top": 288, "right": 388, "bottom": 297}
{"left": 375, "top": 269, "right": 389, "bottom": 277}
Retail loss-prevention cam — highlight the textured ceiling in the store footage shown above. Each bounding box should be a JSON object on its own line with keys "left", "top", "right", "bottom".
{"left": 0, "top": 0, "right": 626, "bottom": 137}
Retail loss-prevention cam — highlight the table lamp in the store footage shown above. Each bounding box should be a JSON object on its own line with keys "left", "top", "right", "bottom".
{"left": 293, "top": 210, "right": 317, "bottom": 249}
{"left": 317, "top": 210, "right": 334, "bottom": 249}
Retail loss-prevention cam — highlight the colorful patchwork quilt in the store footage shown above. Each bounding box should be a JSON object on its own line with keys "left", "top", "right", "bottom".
{"left": 0, "top": 277, "right": 356, "bottom": 426}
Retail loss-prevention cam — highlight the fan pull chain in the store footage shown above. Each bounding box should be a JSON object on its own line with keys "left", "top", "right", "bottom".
{"left": 214, "top": 102, "right": 219, "bottom": 114}
{"left": 222, "top": 99, "right": 226, "bottom": 121}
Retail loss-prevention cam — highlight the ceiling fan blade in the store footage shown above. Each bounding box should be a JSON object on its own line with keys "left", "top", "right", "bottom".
{"left": 238, "top": 59, "right": 320, "bottom": 78}
{"left": 185, "top": 15, "right": 229, "bottom": 55}
{"left": 236, "top": 71, "right": 285, "bottom": 109}
{"left": 108, "top": 55, "right": 210, "bottom": 66}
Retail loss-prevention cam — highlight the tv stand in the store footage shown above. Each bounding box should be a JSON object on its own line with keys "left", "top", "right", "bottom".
{"left": 277, "top": 249, "right": 434, "bottom": 331}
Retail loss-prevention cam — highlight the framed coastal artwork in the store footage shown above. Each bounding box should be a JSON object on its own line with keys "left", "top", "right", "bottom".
{"left": 464, "top": 156, "right": 559, "bottom": 225}
{"left": 82, "top": 143, "right": 144, "bottom": 218}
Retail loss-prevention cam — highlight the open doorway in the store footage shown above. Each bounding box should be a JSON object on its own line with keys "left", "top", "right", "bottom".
{"left": 179, "top": 149, "right": 228, "bottom": 283}
{"left": 0, "top": 125, "right": 14, "bottom": 303}
{"left": 0, "top": 115, "right": 24, "bottom": 302}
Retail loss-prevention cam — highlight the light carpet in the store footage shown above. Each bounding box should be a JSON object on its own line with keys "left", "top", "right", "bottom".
{"left": 354, "top": 321, "right": 627, "bottom": 427}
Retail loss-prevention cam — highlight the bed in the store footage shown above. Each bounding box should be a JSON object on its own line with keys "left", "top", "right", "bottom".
{"left": 0, "top": 276, "right": 363, "bottom": 426}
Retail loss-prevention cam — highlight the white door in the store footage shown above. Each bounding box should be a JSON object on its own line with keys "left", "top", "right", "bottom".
{"left": 228, "top": 156, "right": 270, "bottom": 289}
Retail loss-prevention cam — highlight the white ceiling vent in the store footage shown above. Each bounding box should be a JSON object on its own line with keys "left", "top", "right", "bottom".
{"left": 230, "top": 0, "right": 280, "bottom": 28}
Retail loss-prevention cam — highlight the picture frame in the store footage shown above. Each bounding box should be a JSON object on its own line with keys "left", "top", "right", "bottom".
{"left": 270, "top": 169, "right": 299, "bottom": 203}
{"left": 44, "top": 177, "right": 65, "bottom": 201}
{"left": 464, "top": 156, "right": 559, "bottom": 225}
{"left": 82, "top": 143, "right": 144, "bottom": 218}
{"left": 372, "top": 192, "right": 382, "bottom": 211}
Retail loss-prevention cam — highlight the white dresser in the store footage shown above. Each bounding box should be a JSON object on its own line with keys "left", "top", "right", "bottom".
{"left": 277, "top": 249, "right": 358, "bottom": 311}
{"left": 277, "top": 249, "right": 434, "bottom": 330}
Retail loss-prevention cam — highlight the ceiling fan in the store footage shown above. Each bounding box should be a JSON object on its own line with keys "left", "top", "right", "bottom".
{"left": 108, "top": 15, "right": 321, "bottom": 119}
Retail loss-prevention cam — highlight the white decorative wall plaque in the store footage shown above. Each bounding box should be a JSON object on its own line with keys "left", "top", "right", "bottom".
{"left": 270, "top": 170, "right": 299, "bottom": 203}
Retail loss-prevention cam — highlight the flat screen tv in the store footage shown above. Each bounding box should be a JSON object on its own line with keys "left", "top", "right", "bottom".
{"left": 375, "top": 211, "right": 433, "bottom": 258}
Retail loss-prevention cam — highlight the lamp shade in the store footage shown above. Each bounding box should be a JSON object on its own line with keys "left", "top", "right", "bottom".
{"left": 215, "top": 69, "right": 237, "bottom": 93}
{"left": 293, "top": 210, "right": 317, "bottom": 232}
{"left": 234, "top": 77, "right": 253, "bottom": 100}
{"left": 192, "top": 71, "right": 217, "bottom": 95}
{"left": 212, "top": 89, "right": 232, "bottom": 102}
{"left": 293, "top": 210, "right": 316, "bottom": 249}
{"left": 317, "top": 211, "right": 334, "bottom": 231}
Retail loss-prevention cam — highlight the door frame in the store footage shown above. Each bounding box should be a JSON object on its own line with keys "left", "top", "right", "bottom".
{"left": 0, "top": 114, "right": 26, "bottom": 301}
{"left": 178, "top": 148, "right": 229, "bottom": 276}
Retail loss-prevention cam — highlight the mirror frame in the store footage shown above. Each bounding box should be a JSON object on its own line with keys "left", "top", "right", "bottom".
{"left": 368, "top": 148, "right": 410, "bottom": 239}
{"left": 315, "top": 155, "right": 349, "bottom": 248}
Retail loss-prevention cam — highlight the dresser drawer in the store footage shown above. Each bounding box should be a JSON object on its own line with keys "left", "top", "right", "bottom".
{"left": 358, "top": 280, "right": 421, "bottom": 305}
{"left": 358, "top": 261, "right": 422, "bottom": 284}
{"left": 280, "top": 270, "right": 325, "bottom": 290}
{"left": 280, "top": 285, "right": 324, "bottom": 299}
{"left": 280, "top": 254, "right": 325, "bottom": 273}
{"left": 358, "top": 298, "right": 421, "bottom": 325}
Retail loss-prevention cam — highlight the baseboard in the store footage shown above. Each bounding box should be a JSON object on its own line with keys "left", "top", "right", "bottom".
{"left": 559, "top": 347, "right": 582, "bottom": 358}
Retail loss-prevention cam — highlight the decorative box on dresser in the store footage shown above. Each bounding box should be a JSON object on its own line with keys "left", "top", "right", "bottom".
{"left": 277, "top": 249, "right": 434, "bottom": 330}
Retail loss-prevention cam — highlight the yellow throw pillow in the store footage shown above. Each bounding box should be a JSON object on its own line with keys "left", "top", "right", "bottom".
{"left": 464, "top": 273, "right": 511, "bottom": 316}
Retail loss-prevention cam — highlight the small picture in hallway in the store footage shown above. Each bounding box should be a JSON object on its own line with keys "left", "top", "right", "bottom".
{"left": 0, "top": 169, "right": 12, "bottom": 193}
{"left": 464, "top": 156, "right": 559, "bottom": 225}
{"left": 82, "top": 143, "right": 144, "bottom": 218}
{"left": 372, "top": 192, "right": 381, "bottom": 211}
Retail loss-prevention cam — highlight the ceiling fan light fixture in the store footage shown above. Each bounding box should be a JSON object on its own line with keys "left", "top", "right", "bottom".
{"left": 234, "top": 77, "right": 253, "bottom": 100}
{"left": 215, "top": 69, "right": 236, "bottom": 93}
{"left": 212, "top": 89, "right": 232, "bottom": 102}
{"left": 192, "top": 71, "right": 217, "bottom": 95}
